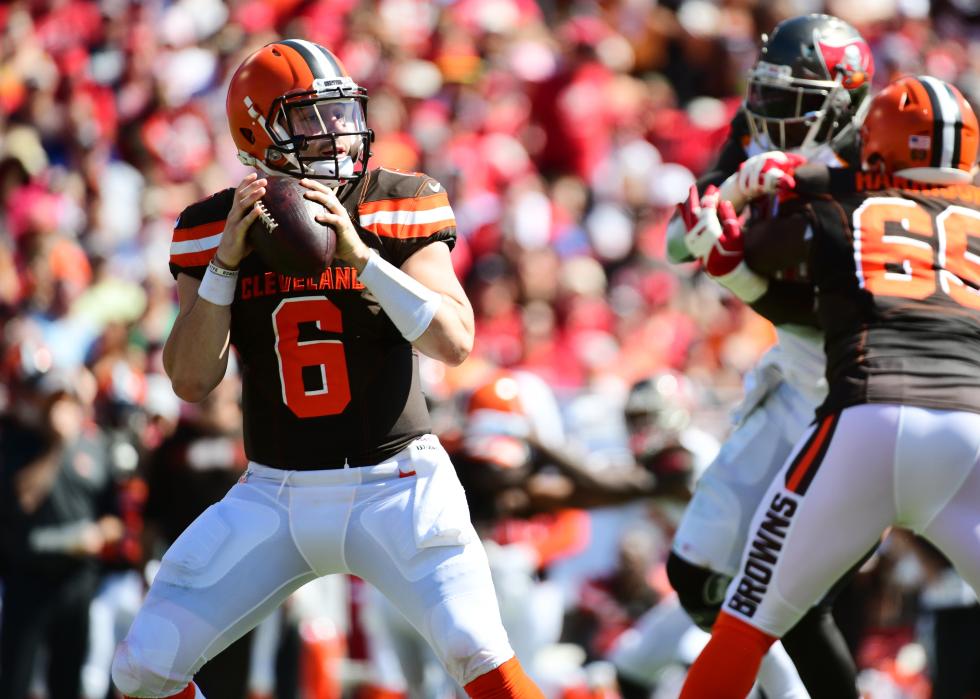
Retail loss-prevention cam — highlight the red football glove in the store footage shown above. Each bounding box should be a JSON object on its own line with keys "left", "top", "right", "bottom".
{"left": 702, "top": 199, "right": 744, "bottom": 277}
{"left": 720, "top": 151, "right": 807, "bottom": 209}
{"left": 677, "top": 184, "right": 723, "bottom": 259}
{"left": 702, "top": 199, "right": 769, "bottom": 303}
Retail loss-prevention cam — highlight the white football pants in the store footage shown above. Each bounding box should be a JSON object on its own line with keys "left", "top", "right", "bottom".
{"left": 724, "top": 404, "right": 980, "bottom": 637}
{"left": 112, "top": 435, "right": 514, "bottom": 697}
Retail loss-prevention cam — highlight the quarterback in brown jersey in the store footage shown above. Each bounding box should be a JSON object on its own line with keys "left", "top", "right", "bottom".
{"left": 679, "top": 76, "right": 980, "bottom": 699}
{"left": 111, "top": 40, "right": 543, "bottom": 699}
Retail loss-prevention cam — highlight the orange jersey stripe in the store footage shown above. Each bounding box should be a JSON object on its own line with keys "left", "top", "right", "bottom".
{"left": 785, "top": 415, "right": 835, "bottom": 493}
{"left": 359, "top": 191, "right": 450, "bottom": 215}
{"left": 173, "top": 220, "right": 224, "bottom": 243}
{"left": 362, "top": 218, "right": 455, "bottom": 240}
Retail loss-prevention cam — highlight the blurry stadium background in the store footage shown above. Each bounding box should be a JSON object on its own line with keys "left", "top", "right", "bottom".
{"left": 2, "top": 1, "right": 980, "bottom": 698}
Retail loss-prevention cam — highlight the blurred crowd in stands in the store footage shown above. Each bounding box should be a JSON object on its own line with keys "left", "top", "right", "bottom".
{"left": 2, "top": 0, "right": 980, "bottom": 697}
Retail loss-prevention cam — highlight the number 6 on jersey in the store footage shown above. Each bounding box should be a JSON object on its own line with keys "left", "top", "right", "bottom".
{"left": 273, "top": 297, "right": 352, "bottom": 418}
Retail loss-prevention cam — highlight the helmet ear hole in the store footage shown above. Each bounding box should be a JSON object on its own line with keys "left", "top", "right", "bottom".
{"left": 240, "top": 128, "right": 255, "bottom": 145}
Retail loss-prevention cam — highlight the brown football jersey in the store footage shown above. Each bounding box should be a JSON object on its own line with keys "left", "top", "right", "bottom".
{"left": 745, "top": 172, "right": 980, "bottom": 418}
{"left": 169, "top": 169, "right": 457, "bottom": 469}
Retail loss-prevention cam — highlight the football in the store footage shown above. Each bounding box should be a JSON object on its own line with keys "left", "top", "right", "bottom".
{"left": 247, "top": 177, "right": 336, "bottom": 276}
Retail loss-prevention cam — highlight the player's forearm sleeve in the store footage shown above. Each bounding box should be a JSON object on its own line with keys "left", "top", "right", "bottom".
{"left": 665, "top": 214, "right": 694, "bottom": 263}
{"left": 358, "top": 251, "right": 443, "bottom": 342}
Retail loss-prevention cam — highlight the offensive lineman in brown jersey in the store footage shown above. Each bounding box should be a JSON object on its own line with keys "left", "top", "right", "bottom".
{"left": 678, "top": 76, "right": 980, "bottom": 698}
{"left": 661, "top": 15, "right": 872, "bottom": 699}
{"left": 111, "top": 40, "right": 543, "bottom": 699}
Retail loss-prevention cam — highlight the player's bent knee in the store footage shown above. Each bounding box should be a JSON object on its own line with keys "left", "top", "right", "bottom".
{"left": 111, "top": 626, "right": 192, "bottom": 698}
{"left": 426, "top": 596, "right": 513, "bottom": 686}
{"left": 666, "top": 551, "right": 731, "bottom": 631}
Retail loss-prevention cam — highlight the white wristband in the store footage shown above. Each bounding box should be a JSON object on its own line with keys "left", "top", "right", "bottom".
{"left": 712, "top": 262, "right": 769, "bottom": 303}
{"left": 197, "top": 260, "right": 238, "bottom": 306}
{"left": 358, "top": 251, "right": 442, "bottom": 342}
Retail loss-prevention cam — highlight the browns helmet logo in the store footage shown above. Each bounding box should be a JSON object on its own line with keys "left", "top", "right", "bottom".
{"left": 861, "top": 75, "right": 979, "bottom": 183}
{"left": 225, "top": 39, "right": 373, "bottom": 183}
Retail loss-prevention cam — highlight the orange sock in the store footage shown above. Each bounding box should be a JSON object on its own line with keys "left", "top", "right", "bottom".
{"left": 679, "top": 612, "right": 776, "bottom": 699}
{"left": 464, "top": 656, "right": 545, "bottom": 699}
{"left": 357, "top": 685, "right": 407, "bottom": 699}
{"left": 124, "top": 682, "right": 198, "bottom": 699}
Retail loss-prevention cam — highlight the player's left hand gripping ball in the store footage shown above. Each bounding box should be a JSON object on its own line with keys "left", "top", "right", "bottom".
{"left": 678, "top": 184, "right": 724, "bottom": 259}
{"left": 300, "top": 179, "right": 370, "bottom": 266}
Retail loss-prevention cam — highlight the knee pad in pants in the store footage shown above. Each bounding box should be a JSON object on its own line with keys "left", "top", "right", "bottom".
{"left": 425, "top": 592, "right": 513, "bottom": 686}
{"left": 111, "top": 634, "right": 190, "bottom": 698}
{"left": 666, "top": 551, "right": 732, "bottom": 631}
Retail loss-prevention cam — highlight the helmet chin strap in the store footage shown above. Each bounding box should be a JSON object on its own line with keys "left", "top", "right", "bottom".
{"left": 306, "top": 155, "right": 355, "bottom": 180}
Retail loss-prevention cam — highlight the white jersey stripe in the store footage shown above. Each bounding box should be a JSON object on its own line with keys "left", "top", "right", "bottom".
{"left": 170, "top": 233, "right": 222, "bottom": 255}
{"left": 920, "top": 76, "right": 960, "bottom": 169}
{"left": 359, "top": 206, "right": 456, "bottom": 227}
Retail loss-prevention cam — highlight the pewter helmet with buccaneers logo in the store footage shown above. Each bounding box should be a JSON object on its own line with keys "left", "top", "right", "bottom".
{"left": 745, "top": 14, "right": 874, "bottom": 154}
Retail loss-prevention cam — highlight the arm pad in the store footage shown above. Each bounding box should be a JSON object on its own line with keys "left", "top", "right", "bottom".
{"left": 358, "top": 251, "right": 443, "bottom": 342}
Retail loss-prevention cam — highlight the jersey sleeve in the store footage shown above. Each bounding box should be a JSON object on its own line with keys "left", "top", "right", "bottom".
{"left": 357, "top": 172, "right": 457, "bottom": 268}
{"left": 793, "top": 164, "right": 866, "bottom": 198}
{"left": 664, "top": 213, "right": 693, "bottom": 264}
{"left": 168, "top": 189, "right": 234, "bottom": 281}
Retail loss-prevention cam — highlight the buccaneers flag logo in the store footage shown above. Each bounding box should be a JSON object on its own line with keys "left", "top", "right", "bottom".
{"left": 815, "top": 38, "right": 873, "bottom": 89}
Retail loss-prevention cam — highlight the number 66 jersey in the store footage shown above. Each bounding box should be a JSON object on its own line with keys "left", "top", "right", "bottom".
{"left": 746, "top": 171, "right": 980, "bottom": 421}
{"left": 169, "top": 169, "right": 456, "bottom": 470}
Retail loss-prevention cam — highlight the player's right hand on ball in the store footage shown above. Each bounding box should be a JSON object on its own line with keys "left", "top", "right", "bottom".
{"left": 721, "top": 151, "right": 806, "bottom": 207}
{"left": 215, "top": 172, "right": 267, "bottom": 269}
